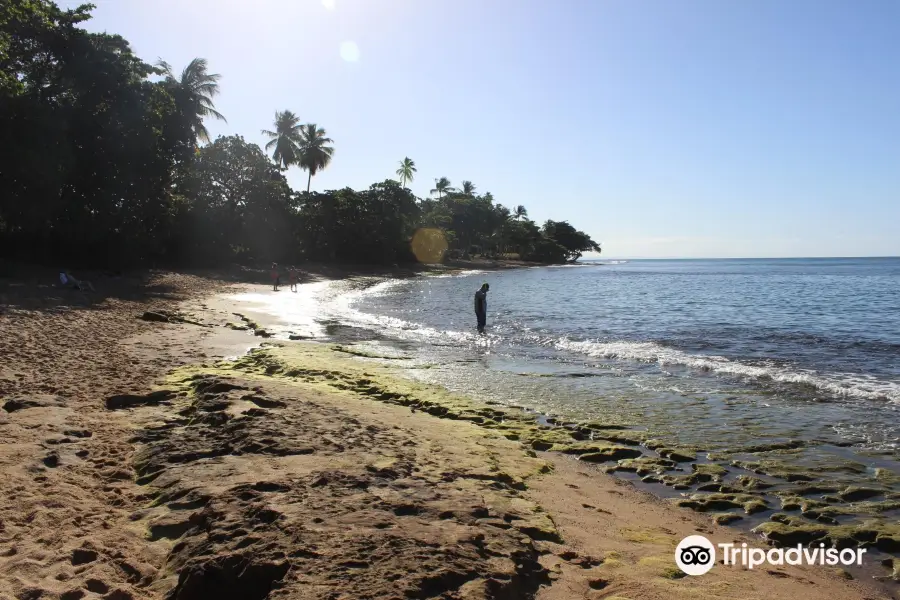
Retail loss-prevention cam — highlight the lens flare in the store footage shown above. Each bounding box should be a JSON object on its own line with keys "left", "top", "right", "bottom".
{"left": 410, "top": 228, "right": 448, "bottom": 264}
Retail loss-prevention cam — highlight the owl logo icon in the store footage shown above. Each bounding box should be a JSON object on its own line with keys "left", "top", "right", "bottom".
{"left": 675, "top": 535, "right": 716, "bottom": 575}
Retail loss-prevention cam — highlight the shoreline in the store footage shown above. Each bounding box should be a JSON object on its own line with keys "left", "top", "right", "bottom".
{"left": 0, "top": 271, "right": 896, "bottom": 599}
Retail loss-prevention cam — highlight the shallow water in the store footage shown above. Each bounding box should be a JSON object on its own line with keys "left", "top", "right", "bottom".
{"left": 338, "top": 259, "right": 900, "bottom": 439}
{"left": 233, "top": 259, "right": 900, "bottom": 533}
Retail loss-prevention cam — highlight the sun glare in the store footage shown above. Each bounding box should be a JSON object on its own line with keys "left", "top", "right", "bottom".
{"left": 339, "top": 41, "right": 360, "bottom": 62}
{"left": 321, "top": 0, "right": 336, "bottom": 10}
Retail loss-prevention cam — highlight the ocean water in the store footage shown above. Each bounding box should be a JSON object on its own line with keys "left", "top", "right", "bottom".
{"left": 234, "top": 258, "right": 900, "bottom": 530}
{"left": 321, "top": 259, "right": 900, "bottom": 505}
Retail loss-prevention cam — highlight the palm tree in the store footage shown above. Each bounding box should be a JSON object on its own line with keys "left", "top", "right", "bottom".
{"left": 261, "top": 110, "right": 303, "bottom": 168}
{"left": 396, "top": 157, "right": 417, "bottom": 187}
{"left": 461, "top": 180, "right": 476, "bottom": 196}
{"left": 297, "top": 123, "right": 334, "bottom": 193}
{"left": 514, "top": 205, "right": 528, "bottom": 221}
{"left": 430, "top": 177, "right": 452, "bottom": 199}
{"left": 156, "top": 58, "right": 225, "bottom": 143}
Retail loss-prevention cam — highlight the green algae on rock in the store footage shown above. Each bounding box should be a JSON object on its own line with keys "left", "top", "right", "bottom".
{"left": 712, "top": 513, "right": 744, "bottom": 525}
{"left": 675, "top": 492, "right": 769, "bottom": 515}
{"left": 656, "top": 448, "right": 696, "bottom": 462}
{"left": 610, "top": 457, "right": 677, "bottom": 476}
{"left": 691, "top": 463, "right": 727, "bottom": 480}
{"left": 578, "top": 447, "right": 643, "bottom": 463}
{"left": 732, "top": 475, "right": 775, "bottom": 491}
{"left": 167, "top": 344, "right": 642, "bottom": 482}
{"left": 192, "top": 342, "right": 900, "bottom": 551}
{"left": 753, "top": 515, "right": 900, "bottom": 551}
{"left": 730, "top": 459, "right": 817, "bottom": 482}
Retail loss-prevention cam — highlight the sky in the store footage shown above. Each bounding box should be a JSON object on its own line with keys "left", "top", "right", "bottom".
{"left": 64, "top": 0, "right": 899, "bottom": 258}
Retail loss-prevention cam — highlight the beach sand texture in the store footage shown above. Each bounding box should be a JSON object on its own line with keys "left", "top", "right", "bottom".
{"left": 0, "top": 270, "right": 894, "bottom": 599}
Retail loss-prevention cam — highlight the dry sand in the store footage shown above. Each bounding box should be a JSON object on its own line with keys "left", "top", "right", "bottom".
{"left": 0, "top": 271, "right": 894, "bottom": 600}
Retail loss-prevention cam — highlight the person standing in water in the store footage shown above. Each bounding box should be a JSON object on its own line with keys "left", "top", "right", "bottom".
{"left": 474, "top": 283, "right": 489, "bottom": 333}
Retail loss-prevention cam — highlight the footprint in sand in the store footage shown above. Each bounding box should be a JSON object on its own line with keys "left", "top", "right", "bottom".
{"left": 71, "top": 548, "right": 98, "bottom": 565}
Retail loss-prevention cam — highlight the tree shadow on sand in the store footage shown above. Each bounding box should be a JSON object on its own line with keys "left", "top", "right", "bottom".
{"left": 0, "top": 265, "right": 236, "bottom": 315}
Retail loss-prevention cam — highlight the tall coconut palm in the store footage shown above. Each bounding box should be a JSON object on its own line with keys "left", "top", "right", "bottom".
{"left": 396, "top": 157, "right": 417, "bottom": 187}
{"left": 156, "top": 58, "right": 225, "bottom": 143}
{"left": 261, "top": 110, "right": 303, "bottom": 168}
{"left": 430, "top": 177, "right": 452, "bottom": 199}
{"left": 514, "top": 205, "right": 528, "bottom": 221}
{"left": 461, "top": 180, "right": 476, "bottom": 196}
{"left": 297, "top": 123, "right": 334, "bottom": 193}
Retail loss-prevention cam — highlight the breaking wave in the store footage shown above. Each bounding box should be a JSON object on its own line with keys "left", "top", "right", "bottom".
{"left": 554, "top": 338, "right": 900, "bottom": 404}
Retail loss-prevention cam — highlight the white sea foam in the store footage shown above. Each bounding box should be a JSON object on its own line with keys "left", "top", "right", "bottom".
{"left": 329, "top": 278, "right": 488, "bottom": 345}
{"left": 554, "top": 338, "right": 900, "bottom": 404}
{"left": 325, "top": 279, "right": 900, "bottom": 405}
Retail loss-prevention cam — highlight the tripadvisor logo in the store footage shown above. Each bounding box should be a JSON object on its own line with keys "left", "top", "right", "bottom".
{"left": 675, "top": 535, "right": 867, "bottom": 576}
{"left": 676, "top": 535, "right": 716, "bottom": 575}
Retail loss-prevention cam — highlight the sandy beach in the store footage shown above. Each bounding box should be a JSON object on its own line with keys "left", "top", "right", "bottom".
{"left": 0, "top": 269, "right": 895, "bottom": 600}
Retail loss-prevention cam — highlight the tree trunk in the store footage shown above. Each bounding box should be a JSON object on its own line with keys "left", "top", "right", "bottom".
{"left": 307, "top": 171, "right": 312, "bottom": 194}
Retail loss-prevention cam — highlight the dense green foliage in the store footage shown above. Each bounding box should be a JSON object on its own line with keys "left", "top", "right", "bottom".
{"left": 0, "top": 1, "right": 600, "bottom": 267}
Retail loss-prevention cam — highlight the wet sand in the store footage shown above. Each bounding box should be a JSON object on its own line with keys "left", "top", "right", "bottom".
{"left": 0, "top": 271, "right": 895, "bottom": 599}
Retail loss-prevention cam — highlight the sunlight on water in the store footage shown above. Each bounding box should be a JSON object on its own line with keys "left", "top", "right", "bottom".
{"left": 228, "top": 281, "right": 332, "bottom": 338}
{"left": 221, "top": 263, "right": 900, "bottom": 533}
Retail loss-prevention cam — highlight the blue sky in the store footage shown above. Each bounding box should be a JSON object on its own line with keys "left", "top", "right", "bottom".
{"left": 66, "top": 0, "right": 899, "bottom": 258}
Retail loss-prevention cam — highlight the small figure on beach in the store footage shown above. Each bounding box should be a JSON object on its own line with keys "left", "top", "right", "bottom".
{"left": 289, "top": 266, "right": 298, "bottom": 292}
{"left": 474, "top": 282, "right": 489, "bottom": 333}
{"left": 59, "top": 271, "right": 95, "bottom": 292}
{"left": 271, "top": 263, "right": 280, "bottom": 291}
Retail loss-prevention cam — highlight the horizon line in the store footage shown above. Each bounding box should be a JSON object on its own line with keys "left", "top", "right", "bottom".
{"left": 586, "top": 255, "right": 900, "bottom": 261}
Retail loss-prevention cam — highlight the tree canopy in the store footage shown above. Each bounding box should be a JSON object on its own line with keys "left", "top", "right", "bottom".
{"left": 0, "top": 0, "right": 601, "bottom": 267}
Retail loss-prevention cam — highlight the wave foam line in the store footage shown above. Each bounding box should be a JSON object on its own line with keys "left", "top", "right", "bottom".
{"left": 555, "top": 339, "right": 900, "bottom": 404}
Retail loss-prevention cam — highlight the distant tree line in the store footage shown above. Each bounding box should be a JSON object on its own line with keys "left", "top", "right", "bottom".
{"left": 0, "top": 1, "right": 600, "bottom": 268}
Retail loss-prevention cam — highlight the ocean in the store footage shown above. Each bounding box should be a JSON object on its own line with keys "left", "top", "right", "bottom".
{"left": 233, "top": 257, "right": 900, "bottom": 532}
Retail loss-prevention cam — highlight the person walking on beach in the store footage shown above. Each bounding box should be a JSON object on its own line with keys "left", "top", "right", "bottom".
{"left": 474, "top": 282, "right": 489, "bottom": 333}
{"left": 288, "top": 266, "right": 298, "bottom": 292}
{"left": 271, "top": 263, "right": 280, "bottom": 291}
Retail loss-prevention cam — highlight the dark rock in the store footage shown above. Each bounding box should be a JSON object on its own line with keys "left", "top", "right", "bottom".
{"left": 837, "top": 486, "right": 884, "bottom": 502}
{"left": 697, "top": 483, "right": 722, "bottom": 492}
{"left": 658, "top": 448, "right": 695, "bottom": 462}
